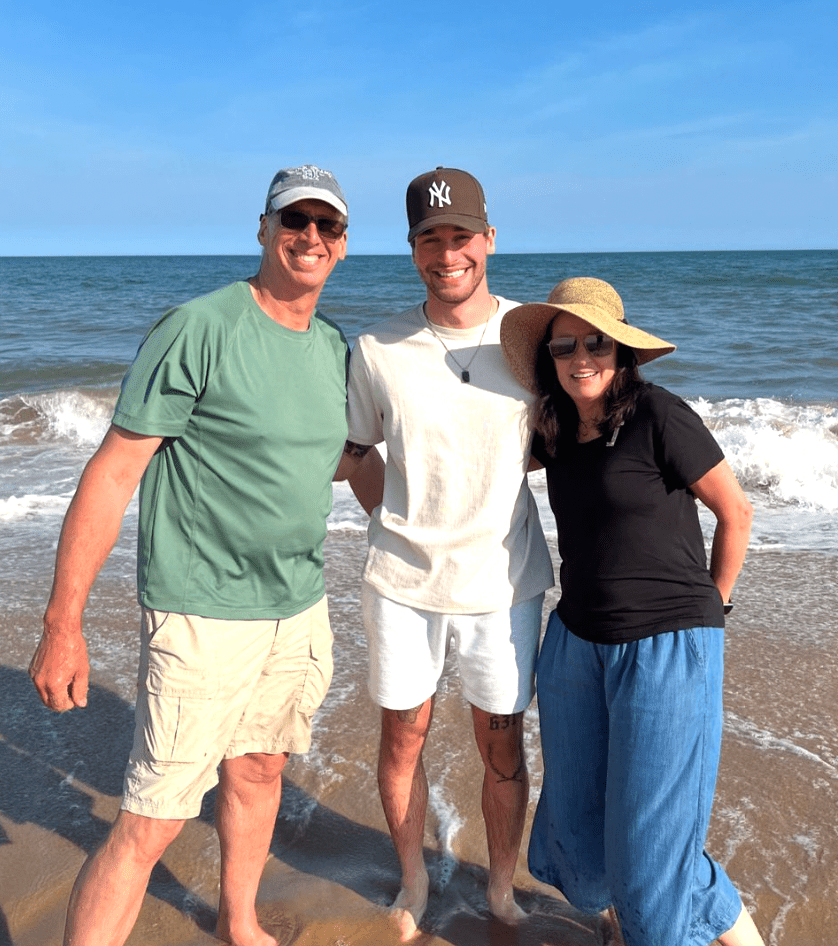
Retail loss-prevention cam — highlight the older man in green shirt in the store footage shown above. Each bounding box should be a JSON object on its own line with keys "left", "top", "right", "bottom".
{"left": 30, "top": 165, "right": 354, "bottom": 946}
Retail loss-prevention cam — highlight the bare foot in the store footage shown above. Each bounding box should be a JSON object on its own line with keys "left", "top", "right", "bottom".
{"left": 215, "top": 913, "right": 278, "bottom": 946}
{"left": 389, "top": 873, "right": 430, "bottom": 942}
{"left": 486, "top": 882, "right": 527, "bottom": 924}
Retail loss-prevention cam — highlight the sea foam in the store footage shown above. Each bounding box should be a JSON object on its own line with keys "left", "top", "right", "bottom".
{"left": 692, "top": 397, "right": 838, "bottom": 513}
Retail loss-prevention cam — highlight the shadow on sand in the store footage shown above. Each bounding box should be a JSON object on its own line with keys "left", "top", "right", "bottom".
{"left": 0, "top": 664, "right": 599, "bottom": 945}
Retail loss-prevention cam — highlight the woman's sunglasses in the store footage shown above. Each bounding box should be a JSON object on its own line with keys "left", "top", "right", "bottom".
{"left": 275, "top": 208, "right": 347, "bottom": 240}
{"left": 548, "top": 333, "right": 615, "bottom": 360}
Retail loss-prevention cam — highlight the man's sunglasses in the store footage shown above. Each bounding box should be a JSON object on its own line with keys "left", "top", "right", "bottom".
{"left": 275, "top": 208, "right": 347, "bottom": 240}
{"left": 548, "top": 334, "right": 615, "bottom": 359}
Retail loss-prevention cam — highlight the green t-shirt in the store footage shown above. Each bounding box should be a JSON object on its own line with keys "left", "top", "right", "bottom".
{"left": 113, "top": 281, "right": 348, "bottom": 619}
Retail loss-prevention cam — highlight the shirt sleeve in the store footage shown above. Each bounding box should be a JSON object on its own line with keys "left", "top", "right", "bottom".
{"left": 346, "top": 337, "right": 384, "bottom": 446}
{"left": 653, "top": 389, "right": 724, "bottom": 489}
{"left": 113, "top": 305, "right": 214, "bottom": 437}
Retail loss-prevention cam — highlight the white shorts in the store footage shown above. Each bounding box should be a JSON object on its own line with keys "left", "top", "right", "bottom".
{"left": 361, "top": 582, "right": 544, "bottom": 715}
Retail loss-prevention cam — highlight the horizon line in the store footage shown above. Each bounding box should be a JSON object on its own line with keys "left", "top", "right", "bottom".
{"left": 1, "top": 247, "right": 835, "bottom": 260}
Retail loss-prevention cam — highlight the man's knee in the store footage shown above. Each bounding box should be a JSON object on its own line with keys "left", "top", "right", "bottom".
{"left": 109, "top": 809, "right": 185, "bottom": 865}
{"left": 380, "top": 702, "right": 433, "bottom": 762}
{"left": 222, "top": 751, "right": 288, "bottom": 787}
{"left": 472, "top": 709, "right": 526, "bottom": 778}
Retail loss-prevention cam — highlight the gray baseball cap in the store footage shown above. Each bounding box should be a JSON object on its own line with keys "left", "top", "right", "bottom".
{"left": 264, "top": 165, "right": 348, "bottom": 218}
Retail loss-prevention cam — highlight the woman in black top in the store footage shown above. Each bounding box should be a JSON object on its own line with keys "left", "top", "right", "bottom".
{"left": 500, "top": 278, "right": 763, "bottom": 946}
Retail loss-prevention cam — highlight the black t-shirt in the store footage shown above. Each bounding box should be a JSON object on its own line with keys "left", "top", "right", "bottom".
{"left": 533, "top": 384, "right": 725, "bottom": 644}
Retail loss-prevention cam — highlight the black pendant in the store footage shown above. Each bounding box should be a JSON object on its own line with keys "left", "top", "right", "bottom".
{"left": 461, "top": 370, "right": 470, "bottom": 383}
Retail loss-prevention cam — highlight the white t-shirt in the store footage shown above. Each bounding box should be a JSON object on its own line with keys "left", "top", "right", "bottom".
{"left": 347, "top": 297, "right": 554, "bottom": 614}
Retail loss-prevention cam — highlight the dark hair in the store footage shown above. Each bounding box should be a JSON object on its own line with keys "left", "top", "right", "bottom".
{"left": 531, "top": 323, "right": 646, "bottom": 457}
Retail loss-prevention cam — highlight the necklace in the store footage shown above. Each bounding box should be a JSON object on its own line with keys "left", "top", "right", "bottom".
{"left": 577, "top": 417, "right": 623, "bottom": 447}
{"left": 424, "top": 300, "right": 495, "bottom": 383}
{"left": 576, "top": 418, "right": 601, "bottom": 443}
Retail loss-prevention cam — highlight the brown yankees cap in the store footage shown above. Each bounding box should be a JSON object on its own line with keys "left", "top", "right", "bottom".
{"left": 406, "top": 167, "right": 488, "bottom": 242}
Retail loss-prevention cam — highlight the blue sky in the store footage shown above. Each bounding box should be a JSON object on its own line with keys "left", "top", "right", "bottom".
{"left": 2, "top": 0, "right": 835, "bottom": 255}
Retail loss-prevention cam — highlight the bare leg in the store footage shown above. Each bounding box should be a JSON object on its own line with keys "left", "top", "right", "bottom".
{"left": 471, "top": 706, "right": 528, "bottom": 924}
{"left": 215, "top": 751, "right": 288, "bottom": 946}
{"left": 63, "top": 810, "right": 185, "bottom": 946}
{"left": 378, "top": 699, "right": 434, "bottom": 941}
{"left": 717, "top": 906, "right": 765, "bottom": 946}
{"left": 600, "top": 906, "right": 626, "bottom": 945}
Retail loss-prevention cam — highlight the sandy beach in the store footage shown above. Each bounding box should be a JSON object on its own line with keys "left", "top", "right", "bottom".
{"left": 1, "top": 529, "right": 836, "bottom": 946}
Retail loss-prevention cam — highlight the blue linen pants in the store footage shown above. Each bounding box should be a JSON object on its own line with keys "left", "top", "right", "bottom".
{"left": 529, "top": 612, "right": 742, "bottom": 946}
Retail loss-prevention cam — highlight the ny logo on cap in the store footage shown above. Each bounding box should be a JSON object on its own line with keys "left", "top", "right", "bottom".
{"left": 428, "top": 181, "right": 451, "bottom": 208}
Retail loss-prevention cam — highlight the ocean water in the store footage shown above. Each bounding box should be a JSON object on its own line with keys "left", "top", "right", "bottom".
{"left": 2, "top": 251, "right": 837, "bottom": 555}
{"left": 1, "top": 252, "right": 837, "bottom": 945}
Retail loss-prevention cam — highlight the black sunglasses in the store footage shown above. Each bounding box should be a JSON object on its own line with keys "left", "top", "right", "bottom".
{"left": 275, "top": 208, "right": 347, "bottom": 240}
{"left": 548, "top": 333, "right": 615, "bottom": 359}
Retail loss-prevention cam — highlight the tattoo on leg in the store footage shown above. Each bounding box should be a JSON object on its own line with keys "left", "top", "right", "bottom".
{"left": 396, "top": 705, "right": 422, "bottom": 724}
{"left": 488, "top": 714, "right": 518, "bottom": 732}
{"left": 343, "top": 440, "right": 372, "bottom": 459}
{"left": 487, "top": 716, "right": 524, "bottom": 783}
{"left": 487, "top": 745, "right": 524, "bottom": 784}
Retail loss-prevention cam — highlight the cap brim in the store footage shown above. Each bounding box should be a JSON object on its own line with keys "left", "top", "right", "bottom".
{"left": 407, "top": 213, "right": 486, "bottom": 242}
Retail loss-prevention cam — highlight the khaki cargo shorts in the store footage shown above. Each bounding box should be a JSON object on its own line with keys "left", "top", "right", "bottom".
{"left": 122, "top": 596, "right": 333, "bottom": 819}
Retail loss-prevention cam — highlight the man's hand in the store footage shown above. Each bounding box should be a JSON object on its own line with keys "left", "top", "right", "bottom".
{"left": 30, "top": 621, "right": 90, "bottom": 712}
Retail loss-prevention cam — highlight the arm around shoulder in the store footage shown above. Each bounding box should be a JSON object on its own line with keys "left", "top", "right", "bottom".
{"left": 30, "top": 425, "right": 163, "bottom": 712}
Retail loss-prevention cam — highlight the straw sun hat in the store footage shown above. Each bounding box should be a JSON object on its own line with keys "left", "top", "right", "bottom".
{"left": 500, "top": 277, "right": 676, "bottom": 395}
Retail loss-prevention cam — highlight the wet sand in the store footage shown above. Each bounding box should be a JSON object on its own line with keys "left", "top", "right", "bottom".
{"left": 1, "top": 530, "right": 835, "bottom": 945}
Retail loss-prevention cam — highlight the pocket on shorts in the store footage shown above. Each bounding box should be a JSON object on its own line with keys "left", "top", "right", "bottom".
{"left": 298, "top": 600, "right": 334, "bottom": 715}
{"left": 683, "top": 626, "right": 708, "bottom": 670}
{"left": 142, "top": 613, "right": 219, "bottom": 764}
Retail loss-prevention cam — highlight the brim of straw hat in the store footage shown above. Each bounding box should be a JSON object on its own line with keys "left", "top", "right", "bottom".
{"left": 500, "top": 300, "right": 676, "bottom": 395}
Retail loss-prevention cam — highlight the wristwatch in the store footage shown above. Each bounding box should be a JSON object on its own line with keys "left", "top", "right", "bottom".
{"left": 723, "top": 600, "right": 734, "bottom": 615}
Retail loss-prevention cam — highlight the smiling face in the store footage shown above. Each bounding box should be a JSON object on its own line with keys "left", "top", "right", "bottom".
{"left": 550, "top": 311, "right": 618, "bottom": 420}
{"left": 411, "top": 224, "right": 496, "bottom": 307}
{"left": 257, "top": 197, "right": 347, "bottom": 296}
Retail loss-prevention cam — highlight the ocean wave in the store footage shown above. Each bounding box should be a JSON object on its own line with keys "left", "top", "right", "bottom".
{"left": 724, "top": 711, "right": 838, "bottom": 776}
{"left": 4, "top": 389, "right": 836, "bottom": 549}
{"left": 326, "top": 518, "right": 368, "bottom": 533}
{"left": 0, "top": 390, "right": 115, "bottom": 448}
{"left": 0, "top": 492, "right": 70, "bottom": 522}
{"left": 691, "top": 397, "right": 838, "bottom": 513}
